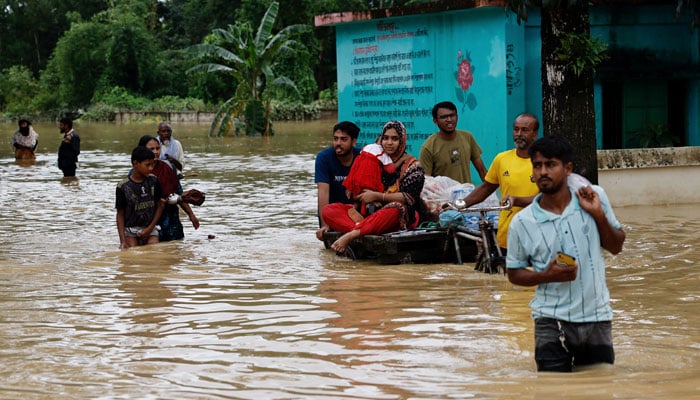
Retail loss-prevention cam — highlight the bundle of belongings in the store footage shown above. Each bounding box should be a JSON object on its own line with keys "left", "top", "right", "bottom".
{"left": 420, "top": 176, "right": 499, "bottom": 231}
{"left": 181, "top": 189, "right": 206, "bottom": 206}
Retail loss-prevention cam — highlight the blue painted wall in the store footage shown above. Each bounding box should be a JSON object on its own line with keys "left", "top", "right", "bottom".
{"left": 590, "top": 5, "right": 700, "bottom": 147}
{"left": 523, "top": 5, "right": 700, "bottom": 147}
{"left": 336, "top": 7, "right": 526, "bottom": 180}
{"left": 333, "top": 4, "right": 699, "bottom": 159}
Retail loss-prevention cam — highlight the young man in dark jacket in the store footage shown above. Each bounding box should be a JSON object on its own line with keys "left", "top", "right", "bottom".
{"left": 58, "top": 117, "right": 80, "bottom": 177}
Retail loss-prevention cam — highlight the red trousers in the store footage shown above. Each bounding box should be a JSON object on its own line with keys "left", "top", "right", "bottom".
{"left": 321, "top": 203, "right": 418, "bottom": 235}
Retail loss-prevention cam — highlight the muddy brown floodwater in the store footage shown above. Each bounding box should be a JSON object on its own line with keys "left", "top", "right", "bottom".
{"left": 0, "top": 120, "right": 698, "bottom": 399}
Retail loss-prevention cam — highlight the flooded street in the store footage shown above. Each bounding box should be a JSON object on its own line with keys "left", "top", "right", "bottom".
{"left": 1, "top": 120, "right": 698, "bottom": 399}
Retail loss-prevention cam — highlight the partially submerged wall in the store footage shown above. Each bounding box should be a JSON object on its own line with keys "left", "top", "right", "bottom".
{"left": 115, "top": 112, "right": 215, "bottom": 124}
{"left": 598, "top": 147, "right": 700, "bottom": 207}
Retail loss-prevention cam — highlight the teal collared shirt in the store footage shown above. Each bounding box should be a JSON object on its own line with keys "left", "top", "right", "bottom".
{"left": 506, "top": 185, "right": 622, "bottom": 322}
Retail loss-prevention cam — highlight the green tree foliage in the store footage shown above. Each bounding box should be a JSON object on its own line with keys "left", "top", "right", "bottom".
{"left": 556, "top": 32, "right": 608, "bottom": 78}
{"left": 34, "top": 2, "right": 161, "bottom": 112}
{"left": 1, "top": 0, "right": 373, "bottom": 119}
{"left": 155, "top": 0, "right": 242, "bottom": 48}
{"left": 147, "top": 49, "right": 229, "bottom": 102}
{"left": 303, "top": 0, "right": 372, "bottom": 95}
{"left": 101, "top": 10, "right": 159, "bottom": 95}
{"left": 35, "top": 19, "right": 108, "bottom": 110}
{"left": 2, "top": 0, "right": 480, "bottom": 120}
{"left": 236, "top": 0, "right": 320, "bottom": 103}
{"left": 0, "top": 0, "right": 110, "bottom": 76}
{"left": 188, "top": 1, "right": 311, "bottom": 136}
{"left": 0, "top": 65, "right": 40, "bottom": 117}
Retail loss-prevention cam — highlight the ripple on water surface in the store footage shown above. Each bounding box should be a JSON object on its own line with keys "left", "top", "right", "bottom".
{"left": 0, "top": 125, "right": 699, "bottom": 398}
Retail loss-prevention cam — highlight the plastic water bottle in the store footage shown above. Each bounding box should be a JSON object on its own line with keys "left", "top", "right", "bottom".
{"left": 451, "top": 189, "right": 466, "bottom": 204}
{"left": 451, "top": 189, "right": 466, "bottom": 208}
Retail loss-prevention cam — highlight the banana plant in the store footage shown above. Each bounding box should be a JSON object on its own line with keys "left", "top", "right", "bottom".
{"left": 188, "top": 1, "right": 310, "bottom": 136}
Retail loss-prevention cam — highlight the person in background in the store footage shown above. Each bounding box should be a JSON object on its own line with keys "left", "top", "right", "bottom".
{"left": 419, "top": 101, "right": 487, "bottom": 183}
{"left": 156, "top": 122, "right": 184, "bottom": 176}
{"left": 115, "top": 146, "right": 165, "bottom": 249}
{"left": 12, "top": 119, "right": 39, "bottom": 159}
{"left": 138, "top": 135, "right": 199, "bottom": 241}
{"left": 461, "top": 113, "right": 540, "bottom": 254}
{"left": 58, "top": 117, "right": 80, "bottom": 177}
{"left": 322, "top": 120, "right": 425, "bottom": 254}
{"left": 506, "top": 134, "right": 626, "bottom": 372}
{"left": 314, "top": 121, "right": 361, "bottom": 241}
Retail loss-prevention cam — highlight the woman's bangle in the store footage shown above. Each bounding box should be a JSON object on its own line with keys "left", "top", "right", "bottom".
{"left": 382, "top": 193, "right": 386, "bottom": 202}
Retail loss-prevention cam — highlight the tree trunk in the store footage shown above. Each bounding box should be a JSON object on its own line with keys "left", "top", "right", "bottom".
{"left": 540, "top": 3, "right": 598, "bottom": 184}
{"left": 34, "top": 32, "right": 42, "bottom": 68}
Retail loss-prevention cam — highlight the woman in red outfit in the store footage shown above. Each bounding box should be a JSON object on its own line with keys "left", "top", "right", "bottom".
{"left": 322, "top": 120, "right": 425, "bottom": 253}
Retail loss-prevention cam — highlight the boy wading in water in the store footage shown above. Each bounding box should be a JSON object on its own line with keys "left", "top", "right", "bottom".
{"left": 115, "top": 146, "right": 165, "bottom": 249}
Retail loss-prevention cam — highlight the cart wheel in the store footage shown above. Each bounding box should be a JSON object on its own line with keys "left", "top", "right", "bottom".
{"left": 337, "top": 246, "right": 357, "bottom": 260}
{"left": 474, "top": 253, "right": 486, "bottom": 273}
{"left": 489, "top": 256, "right": 506, "bottom": 274}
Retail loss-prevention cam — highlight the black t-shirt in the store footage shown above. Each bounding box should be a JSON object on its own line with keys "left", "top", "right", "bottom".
{"left": 115, "top": 175, "right": 162, "bottom": 228}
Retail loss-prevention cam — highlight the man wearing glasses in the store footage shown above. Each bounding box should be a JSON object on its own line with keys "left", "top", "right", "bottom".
{"left": 419, "top": 101, "right": 487, "bottom": 184}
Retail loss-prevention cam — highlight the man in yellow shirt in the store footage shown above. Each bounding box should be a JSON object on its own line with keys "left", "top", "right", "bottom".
{"left": 460, "top": 113, "right": 540, "bottom": 253}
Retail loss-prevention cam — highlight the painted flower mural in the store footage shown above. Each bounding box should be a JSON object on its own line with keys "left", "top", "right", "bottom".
{"left": 455, "top": 49, "right": 477, "bottom": 112}
{"left": 458, "top": 58, "right": 473, "bottom": 90}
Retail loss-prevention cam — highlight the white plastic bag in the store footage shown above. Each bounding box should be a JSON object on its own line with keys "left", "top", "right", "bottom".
{"left": 421, "top": 176, "right": 475, "bottom": 219}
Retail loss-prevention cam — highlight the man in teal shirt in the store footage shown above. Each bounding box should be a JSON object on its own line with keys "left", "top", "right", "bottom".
{"left": 506, "top": 134, "right": 626, "bottom": 372}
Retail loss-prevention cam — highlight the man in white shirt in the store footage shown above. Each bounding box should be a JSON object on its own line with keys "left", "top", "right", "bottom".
{"left": 156, "top": 122, "right": 184, "bottom": 177}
